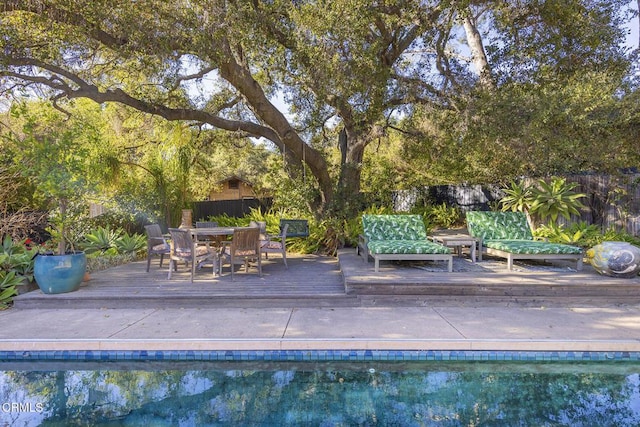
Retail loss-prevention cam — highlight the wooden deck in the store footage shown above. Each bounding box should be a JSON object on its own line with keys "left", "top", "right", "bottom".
{"left": 13, "top": 249, "right": 640, "bottom": 309}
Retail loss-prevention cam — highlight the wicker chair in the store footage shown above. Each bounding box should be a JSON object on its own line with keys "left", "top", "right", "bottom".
{"left": 167, "top": 228, "right": 217, "bottom": 282}
{"left": 144, "top": 224, "right": 170, "bottom": 272}
{"left": 219, "top": 227, "right": 262, "bottom": 280}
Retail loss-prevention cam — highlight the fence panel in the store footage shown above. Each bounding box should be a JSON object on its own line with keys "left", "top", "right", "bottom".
{"left": 193, "top": 198, "right": 272, "bottom": 220}
{"left": 393, "top": 173, "right": 640, "bottom": 236}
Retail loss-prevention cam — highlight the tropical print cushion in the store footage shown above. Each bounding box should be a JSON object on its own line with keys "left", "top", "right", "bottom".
{"left": 484, "top": 239, "right": 583, "bottom": 255}
{"left": 466, "top": 211, "right": 533, "bottom": 240}
{"left": 367, "top": 240, "right": 451, "bottom": 255}
{"left": 362, "top": 215, "right": 427, "bottom": 241}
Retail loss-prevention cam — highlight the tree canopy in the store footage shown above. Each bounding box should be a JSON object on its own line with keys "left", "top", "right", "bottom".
{"left": 1, "top": 0, "right": 637, "bottom": 217}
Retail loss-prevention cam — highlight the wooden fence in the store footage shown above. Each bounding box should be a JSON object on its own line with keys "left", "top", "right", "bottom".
{"left": 563, "top": 173, "right": 640, "bottom": 236}
{"left": 394, "top": 173, "right": 640, "bottom": 236}
{"left": 192, "top": 198, "right": 273, "bottom": 220}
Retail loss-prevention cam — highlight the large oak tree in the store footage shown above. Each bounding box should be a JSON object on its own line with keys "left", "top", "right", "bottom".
{"left": 0, "top": 0, "right": 634, "bottom": 216}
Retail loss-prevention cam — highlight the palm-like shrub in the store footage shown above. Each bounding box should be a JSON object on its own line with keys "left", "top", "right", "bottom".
{"left": 529, "top": 177, "right": 586, "bottom": 223}
{"left": 82, "top": 227, "right": 122, "bottom": 254}
{"left": 500, "top": 177, "right": 586, "bottom": 227}
{"left": 114, "top": 233, "right": 146, "bottom": 255}
{"left": 82, "top": 227, "right": 146, "bottom": 256}
{"left": 500, "top": 181, "right": 534, "bottom": 214}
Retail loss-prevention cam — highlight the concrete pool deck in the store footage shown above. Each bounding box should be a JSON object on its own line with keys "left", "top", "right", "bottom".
{"left": 2, "top": 303, "right": 640, "bottom": 353}
{"left": 2, "top": 249, "right": 640, "bottom": 354}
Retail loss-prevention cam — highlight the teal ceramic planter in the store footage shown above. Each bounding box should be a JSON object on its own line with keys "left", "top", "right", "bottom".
{"left": 34, "top": 252, "right": 87, "bottom": 294}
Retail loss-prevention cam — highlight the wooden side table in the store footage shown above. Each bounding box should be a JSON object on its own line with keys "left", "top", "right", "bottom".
{"left": 429, "top": 234, "right": 479, "bottom": 263}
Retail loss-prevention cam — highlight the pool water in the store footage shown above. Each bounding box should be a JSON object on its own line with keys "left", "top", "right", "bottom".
{"left": 2, "top": 360, "right": 640, "bottom": 426}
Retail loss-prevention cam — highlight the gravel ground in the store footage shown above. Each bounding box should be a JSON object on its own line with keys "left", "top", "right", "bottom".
{"left": 411, "top": 255, "right": 585, "bottom": 273}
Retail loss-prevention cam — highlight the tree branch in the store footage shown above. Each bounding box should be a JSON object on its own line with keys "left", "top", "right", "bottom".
{"left": 0, "top": 59, "right": 283, "bottom": 143}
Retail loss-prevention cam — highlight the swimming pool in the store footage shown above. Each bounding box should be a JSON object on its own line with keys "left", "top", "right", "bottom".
{"left": 2, "top": 350, "right": 640, "bottom": 425}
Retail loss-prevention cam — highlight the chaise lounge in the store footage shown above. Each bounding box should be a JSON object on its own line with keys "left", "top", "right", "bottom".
{"left": 358, "top": 214, "right": 453, "bottom": 272}
{"left": 466, "top": 211, "right": 584, "bottom": 271}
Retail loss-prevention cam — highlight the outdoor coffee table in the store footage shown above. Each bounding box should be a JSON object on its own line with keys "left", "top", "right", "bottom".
{"left": 429, "top": 233, "right": 479, "bottom": 263}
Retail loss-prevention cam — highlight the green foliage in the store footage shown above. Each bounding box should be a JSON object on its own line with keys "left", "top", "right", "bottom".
{"left": 0, "top": 236, "right": 38, "bottom": 307}
{"left": 81, "top": 227, "right": 146, "bottom": 256}
{"left": 534, "top": 222, "right": 599, "bottom": 247}
{"left": 409, "top": 203, "right": 462, "bottom": 230}
{"left": 5, "top": 102, "right": 98, "bottom": 254}
{"left": 499, "top": 177, "right": 586, "bottom": 226}
{"left": 82, "top": 227, "right": 122, "bottom": 254}
{"left": 1, "top": 0, "right": 636, "bottom": 214}
{"left": 244, "top": 208, "right": 286, "bottom": 236}
{"left": 600, "top": 227, "right": 640, "bottom": 247}
{"left": 500, "top": 181, "right": 534, "bottom": 213}
{"left": 86, "top": 210, "right": 147, "bottom": 236}
{"left": 204, "top": 213, "right": 244, "bottom": 228}
{"left": 115, "top": 234, "right": 147, "bottom": 255}
{"left": 0, "top": 271, "right": 21, "bottom": 309}
{"left": 0, "top": 236, "right": 37, "bottom": 282}
{"left": 529, "top": 177, "right": 586, "bottom": 223}
{"left": 533, "top": 221, "right": 640, "bottom": 250}
{"left": 428, "top": 203, "right": 462, "bottom": 229}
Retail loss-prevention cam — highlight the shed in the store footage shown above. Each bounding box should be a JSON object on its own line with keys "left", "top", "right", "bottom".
{"left": 208, "top": 176, "right": 256, "bottom": 201}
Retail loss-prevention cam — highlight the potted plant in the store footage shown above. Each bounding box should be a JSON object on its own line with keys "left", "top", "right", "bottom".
{"left": 12, "top": 103, "right": 93, "bottom": 294}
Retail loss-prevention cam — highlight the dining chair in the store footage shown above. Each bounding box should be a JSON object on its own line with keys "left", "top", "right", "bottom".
{"left": 144, "top": 224, "right": 171, "bottom": 272}
{"left": 249, "top": 220, "right": 269, "bottom": 256}
{"left": 260, "top": 223, "right": 289, "bottom": 269}
{"left": 167, "top": 228, "right": 217, "bottom": 282}
{"left": 219, "top": 227, "right": 262, "bottom": 280}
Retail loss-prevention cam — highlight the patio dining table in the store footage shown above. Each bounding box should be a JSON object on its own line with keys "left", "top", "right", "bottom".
{"left": 189, "top": 226, "right": 259, "bottom": 273}
{"left": 189, "top": 226, "right": 237, "bottom": 239}
{"left": 189, "top": 226, "right": 239, "bottom": 255}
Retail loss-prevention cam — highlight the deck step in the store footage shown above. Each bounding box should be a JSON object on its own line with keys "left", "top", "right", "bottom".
{"left": 13, "top": 293, "right": 359, "bottom": 309}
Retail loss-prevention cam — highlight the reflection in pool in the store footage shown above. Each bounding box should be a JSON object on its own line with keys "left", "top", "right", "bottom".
{"left": 1, "top": 360, "right": 640, "bottom": 425}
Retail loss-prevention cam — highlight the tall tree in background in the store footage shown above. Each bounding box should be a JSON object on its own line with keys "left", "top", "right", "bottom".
{"left": 0, "top": 0, "right": 635, "bottom": 216}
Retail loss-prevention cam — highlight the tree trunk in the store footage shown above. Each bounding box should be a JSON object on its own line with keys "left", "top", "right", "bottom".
{"left": 459, "top": 7, "right": 494, "bottom": 89}
{"left": 57, "top": 198, "right": 67, "bottom": 255}
{"left": 216, "top": 41, "right": 335, "bottom": 212}
{"left": 333, "top": 128, "right": 365, "bottom": 217}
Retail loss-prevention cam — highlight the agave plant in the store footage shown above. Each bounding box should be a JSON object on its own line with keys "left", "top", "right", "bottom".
{"left": 500, "top": 180, "right": 534, "bottom": 214}
{"left": 114, "top": 233, "right": 147, "bottom": 255}
{"left": 500, "top": 180, "right": 535, "bottom": 226}
{"left": 529, "top": 177, "right": 586, "bottom": 223}
{"left": 82, "top": 227, "right": 122, "bottom": 254}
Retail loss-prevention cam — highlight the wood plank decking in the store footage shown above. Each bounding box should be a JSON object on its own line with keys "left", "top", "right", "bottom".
{"left": 13, "top": 249, "right": 640, "bottom": 309}
{"left": 14, "top": 254, "right": 356, "bottom": 309}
